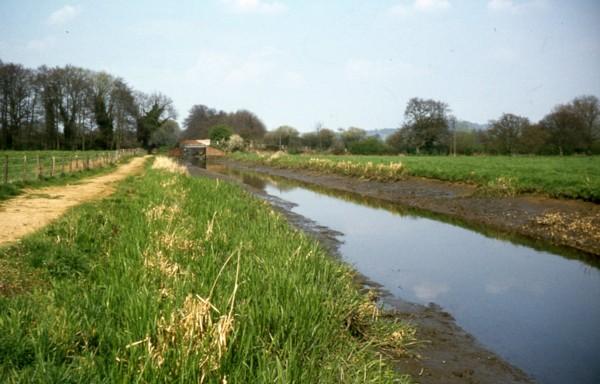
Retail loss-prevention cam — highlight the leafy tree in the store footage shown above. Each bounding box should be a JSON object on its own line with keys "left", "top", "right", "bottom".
{"left": 149, "top": 119, "right": 180, "bottom": 148}
{"left": 399, "top": 97, "right": 450, "bottom": 154}
{"left": 136, "top": 92, "right": 176, "bottom": 151}
{"left": 264, "top": 125, "right": 300, "bottom": 150}
{"left": 340, "top": 127, "right": 367, "bottom": 148}
{"left": 209, "top": 124, "right": 233, "bottom": 144}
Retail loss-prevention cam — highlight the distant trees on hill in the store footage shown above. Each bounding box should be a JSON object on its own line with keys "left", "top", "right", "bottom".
{"left": 0, "top": 60, "right": 176, "bottom": 150}
{"left": 260, "top": 95, "right": 599, "bottom": 156}
{"left": 385, "top": 95, "right": 599, "bottom": 155}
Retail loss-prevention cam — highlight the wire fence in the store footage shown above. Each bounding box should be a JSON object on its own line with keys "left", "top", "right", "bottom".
{"left": 1, "top": 149, "right": 142, "bottom": 184}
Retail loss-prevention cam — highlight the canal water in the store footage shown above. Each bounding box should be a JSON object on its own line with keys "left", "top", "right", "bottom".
{"left": 209, "top": 165, "right": 600, "bottom": 384}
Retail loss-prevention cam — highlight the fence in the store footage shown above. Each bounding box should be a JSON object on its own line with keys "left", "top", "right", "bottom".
{"left": 2, "top": 149, "right": 141, "bottom": 184}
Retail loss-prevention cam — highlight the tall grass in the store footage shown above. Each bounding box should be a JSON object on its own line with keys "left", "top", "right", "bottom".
{"left": 230, "top": 152, "right": 600, "bottom": 201}
{"left": 0, "top": 157, "right": 414, "bottom": 383}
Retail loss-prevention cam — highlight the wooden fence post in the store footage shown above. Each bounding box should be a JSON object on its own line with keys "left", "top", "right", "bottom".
{"left": 51, "top": 156, "right": 56, "bottom": 177}
{"left": 37, "top": 155, "right": 42, "bottom": 179}
{"left": 23, "top": 156, "right": 27, "bottom": 181}
{"left": 3, "top": 156, "right": 8, "bottom": 184}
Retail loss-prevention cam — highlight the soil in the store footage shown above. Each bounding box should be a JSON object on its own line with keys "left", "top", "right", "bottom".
{"left": 188, "top": 164, "right": 536, "bottom": 384}
{"left": 221, "top": 160, "right": 600, "bottom": 258}
{"left": 0, "top": 156, "right": 148, "bottom": 246}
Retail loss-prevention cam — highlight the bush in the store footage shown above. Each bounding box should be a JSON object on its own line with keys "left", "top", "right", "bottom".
{"left": 225, "top": 134, "right": 245, "bottom": 152}
{"left": 348, "top": 137, "right": 389, "bottom": 155}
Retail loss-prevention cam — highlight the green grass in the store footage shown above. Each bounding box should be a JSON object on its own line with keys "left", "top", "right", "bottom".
{"left": 230, "top": 152, "right": 600, "bottom": 202}
{"left": 0, "top": 158, "right": 414, "bottom": 383}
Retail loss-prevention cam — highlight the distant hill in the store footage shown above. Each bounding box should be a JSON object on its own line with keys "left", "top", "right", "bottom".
{"left": 366, "top": 128, "right": 397, "bottom": 140}
{"left": 455, "top": 120, "right": 488, "bottom": 131}
{"left": 365, "top": 121, "right": 487, "bottom": 140}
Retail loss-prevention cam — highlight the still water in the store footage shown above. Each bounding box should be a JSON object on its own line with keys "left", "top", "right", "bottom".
{"left": 210, "top": 166, "right": 600, "bottom": 384}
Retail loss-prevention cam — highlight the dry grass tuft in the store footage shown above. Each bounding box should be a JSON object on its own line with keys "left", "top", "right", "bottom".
{"left": 143, "top": 249, "right": 183, "bottom": 278}
{"left": 130, "top": 249, "right": 241, "bottom": 378}
{"left": 307, "top": 158, "right": 405, "bottom": 181}
{"left": 533, "top": 211, "right": 600, "bottom": 245}
{"left": 152, "top": 156, "right": 189, "bottom": 175}
{"left": 145, "top": 203, "right": 181, "bottom": 223}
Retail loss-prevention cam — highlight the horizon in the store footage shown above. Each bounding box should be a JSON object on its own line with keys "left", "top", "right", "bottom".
{"left": 1, "top": 0, "right": 599, "bottom": 132}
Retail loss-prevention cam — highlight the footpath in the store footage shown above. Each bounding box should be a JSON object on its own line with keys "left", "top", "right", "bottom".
{"left": 0, "top": 156, "right": 148, "bottom": 246}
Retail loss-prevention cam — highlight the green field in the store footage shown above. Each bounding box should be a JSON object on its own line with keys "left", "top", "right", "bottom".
{"left": 0, "top": 158, "right": 414, "bottom": 383}
{"left": 231, "top": 153, "right": 600, "bottom": 202}
{"left": 0, "top": 150, "right": 136, "bottom": 183}
{"left": 0, "top": 150, "right": 139, "bottom": 201}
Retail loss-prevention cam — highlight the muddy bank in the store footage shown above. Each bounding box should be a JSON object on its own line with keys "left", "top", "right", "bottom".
{"left": 188, "top": 164, "right": 534, "bottom": 384}
{"left": 221, "top": 160, "right": 600, "bottom": 258}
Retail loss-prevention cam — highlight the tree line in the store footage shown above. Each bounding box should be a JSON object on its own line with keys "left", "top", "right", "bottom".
{"left": 0, "top": 60, "right": 178, "bottom": 151}
{"left": 258, "top": 95, "right": 600, "bottom": 156}
{"left": 181, "top": 104, "right": 266, "bottom": 142}
{"left": 388, "top": 95, "right": 600, "bottom": 155}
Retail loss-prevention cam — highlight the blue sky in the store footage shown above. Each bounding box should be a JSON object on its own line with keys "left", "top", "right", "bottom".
{"left": 1, "top": 0, "right": 599, "bottom": 131}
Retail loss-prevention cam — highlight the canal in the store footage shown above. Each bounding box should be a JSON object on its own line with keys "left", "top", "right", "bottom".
{"left": 208, "top": 164, "right": 600, "bottom": 384}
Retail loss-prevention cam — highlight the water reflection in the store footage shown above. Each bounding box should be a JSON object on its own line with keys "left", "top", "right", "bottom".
{"left": 207, "top": 163, "right": 600, "bottom": 384}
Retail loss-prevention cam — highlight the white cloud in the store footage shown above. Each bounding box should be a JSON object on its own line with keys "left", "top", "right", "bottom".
{"left": 222, "top": 0, "right": 287, "bottom": 14}
{"left": 389, "top": 0, "right": 451, "bottom": 16}
{"left": 487, "top": 0, "right": 547, "bottom": 14}
{"left": 47, "top": 5, "right": 81, "bottom": 26}
{"left": 413, "top": 282, "right": 449, "bottom": 301}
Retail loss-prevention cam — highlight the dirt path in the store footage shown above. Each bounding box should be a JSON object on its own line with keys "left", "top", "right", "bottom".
{"left": 0, "top": 156, "right": 148, "bottom": 246}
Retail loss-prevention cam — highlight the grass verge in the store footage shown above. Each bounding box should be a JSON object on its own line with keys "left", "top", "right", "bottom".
{"left": 230, "top": 152, "right": 600, "bottom": 202}
{"left": 0, "top": 157, "right": 415, "bottom": 383}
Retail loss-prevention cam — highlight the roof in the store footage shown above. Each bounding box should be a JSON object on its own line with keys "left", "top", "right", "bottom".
{"left": 180, "top": 139, "right": 211, "bottom": 148}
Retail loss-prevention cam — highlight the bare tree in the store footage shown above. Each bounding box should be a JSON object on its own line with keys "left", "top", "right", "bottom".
{"left": 487, "top": 113, "right": 529, "bottom": 154}
{"left": 0, "top": 63, "right": 36, "bottom": 149}
{"left": 571, "top": 95, "right": 600, "bottom": 153}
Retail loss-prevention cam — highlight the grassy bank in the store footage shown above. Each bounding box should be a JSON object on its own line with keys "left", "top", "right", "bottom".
{"left": 230, "top": 152, "right": 600, "bottom": 202}
{"left": 0, "top": 157, "right": 414, "bottom": 382}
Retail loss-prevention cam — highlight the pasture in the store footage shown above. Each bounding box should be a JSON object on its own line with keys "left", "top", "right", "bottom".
{"left": 231, "top": 153, "right": 600, "bottom": 202}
